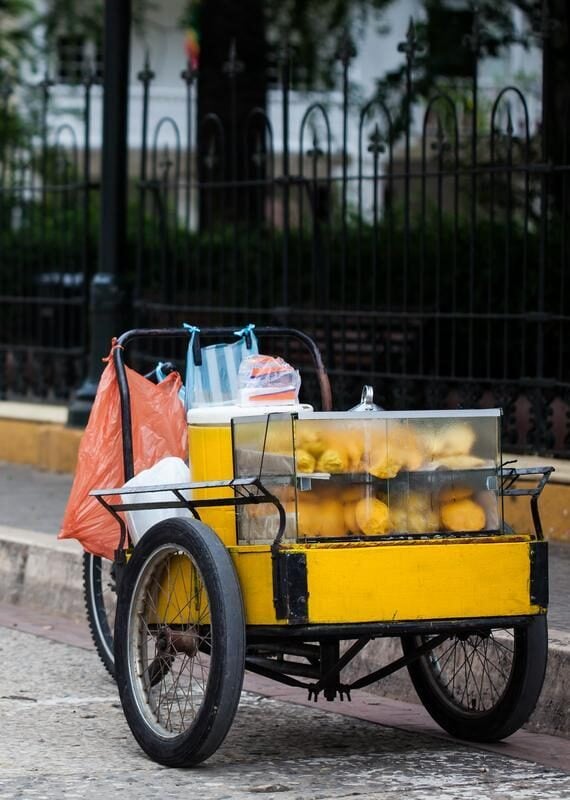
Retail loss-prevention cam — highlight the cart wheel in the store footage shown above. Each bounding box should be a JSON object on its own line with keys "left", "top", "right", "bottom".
{"left": 83, "top": 553, "right": 116, "bottom": 678}
{"left": 401, "top": 616, "right": 547, "bottom": 742}
{"left": 114, "top": 517, "right": 246, "bottom": 767}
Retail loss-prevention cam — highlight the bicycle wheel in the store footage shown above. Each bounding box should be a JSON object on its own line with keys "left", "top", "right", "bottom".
{"left": 401, "top": 615, "right": 548, "bottom": 742}
{"left": 83, "top": 552, "right": 116, "bottom": 678}
{"left": 114, "top": 517, "right": 246, "bottom": 767}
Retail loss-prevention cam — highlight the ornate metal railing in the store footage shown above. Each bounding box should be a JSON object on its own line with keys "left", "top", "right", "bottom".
{"left": 1, "top": 6, "right": 569, "bottom": 456}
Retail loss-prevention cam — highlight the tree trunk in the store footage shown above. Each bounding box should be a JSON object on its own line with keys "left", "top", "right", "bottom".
{"left": 197, "top": 0, "right": 267, "bottom": 230}
{"left": 542, "top": 2, "right": 570, "bottom": 170}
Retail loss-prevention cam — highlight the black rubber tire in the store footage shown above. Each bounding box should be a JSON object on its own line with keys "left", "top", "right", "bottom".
{"left": 83, "top": 552, "right": 116, "bottom": 678}
{"left": 114, "top": 517, "right": 246, "bottom": 767}
{"left": 401, "top": 615, "right": 548, "bottom": 742}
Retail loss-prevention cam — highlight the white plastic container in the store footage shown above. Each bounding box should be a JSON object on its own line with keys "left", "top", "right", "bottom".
{"left": 121, "top": 456, "right": 191, "bottom": 544}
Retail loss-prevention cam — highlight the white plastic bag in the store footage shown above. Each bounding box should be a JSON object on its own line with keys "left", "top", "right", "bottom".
{"left": 121, "top": 456, "right": 192, "bottom": 544}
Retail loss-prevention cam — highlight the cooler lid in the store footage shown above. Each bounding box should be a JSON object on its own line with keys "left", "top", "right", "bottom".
{"left": 187, "top": 403, "right": 313, "bottom": 424}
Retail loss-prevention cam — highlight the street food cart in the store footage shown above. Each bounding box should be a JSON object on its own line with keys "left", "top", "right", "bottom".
{"left": 89, "top": 327, "right": 551, "bottom": 768}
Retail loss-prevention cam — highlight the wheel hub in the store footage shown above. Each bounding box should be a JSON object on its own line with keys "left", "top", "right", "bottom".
{"left": 147, "top": 626, "right": 199, "bottom": 687}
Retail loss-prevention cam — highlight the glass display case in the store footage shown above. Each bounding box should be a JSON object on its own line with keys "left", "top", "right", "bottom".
{"left": 232, "top": 409, "right": 503, "bottom": 545}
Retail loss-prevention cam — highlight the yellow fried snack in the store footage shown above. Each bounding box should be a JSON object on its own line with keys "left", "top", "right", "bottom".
{"left": 343, "top": 501, "right": 359, "bottom": 534}
{"left": 441, "top": 498, "right": 486, "bottom": 532}
{"left": 296, "top": 425, "right": 328, "bottom": 458}
{"left": 389, "top": 425, "right": 425, "bottom": 471}
{"left": 296, "top": 448, "right": 316, "bottom": 474}
{"left": 317, "top": 448, "right": 349, "bottom": 474}
{"left": 390, "top": 506, "right": 440, "bottom": 534}
{"left": 417, "top": 427, "right": 440, "bottom": 460}
{"left": 333, "top": 428, "right": 365, "bottom": 472}
{"left": 355, "top": 497, "right": 390, "bottom": 535}
{"left": 363, "top": 424, "right": 409, "bottom": 478}
{"left": 403, "top": 491, "right": 432, "bottom": 512}
{"left": 434, "top": 422, "right": 476, "bottom": 457}
{"left": 297, "top": 498, "right": 319, "bottom": 537}
{"left": 368, "top": 457, "right": 402, "bottom": 479}
{"left": 319, "top": 499, "right": 348, "bottom": 538}
{"left": 340, "top": 485, "right": 367, "bottom": 503}
{"left": 401, "top": 447, "right": 424, "bottom": 471}
{"left": 439, "top": 484, "right": 473, "bottom": 504}
{"left": 346, "top": 439, "right": 364, "bottom": 471}
{"left": 475, "top": 490, "right": 500, "bottom": 530}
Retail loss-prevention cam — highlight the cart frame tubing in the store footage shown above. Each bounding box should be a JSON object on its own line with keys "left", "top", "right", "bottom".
{"left": 113, "top": 326, "right": 333, "bottom": 484}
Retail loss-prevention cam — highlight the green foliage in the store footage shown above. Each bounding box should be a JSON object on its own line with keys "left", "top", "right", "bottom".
{"left": 0, "top": 0, "right": 35, "bottom": 78}
{"left": 373, "top": 1, "right": 539, "bottom": 142}
{"left": 263, "top": 0, "right": 395, "bottom": 89}
{"left": 38, "top": 0, "right": 156, "bottom": 49}
{"left": 0, "top": 198, "right": 552, "bottom": 307}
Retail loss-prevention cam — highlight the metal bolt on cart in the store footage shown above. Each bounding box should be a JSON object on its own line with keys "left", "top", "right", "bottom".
{"left": 85, "top": 326, "right": 552, "bottom": 768}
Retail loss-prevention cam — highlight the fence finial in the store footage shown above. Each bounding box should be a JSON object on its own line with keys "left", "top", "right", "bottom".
{"left": 335, "top": 28, "right": 357, "bottom": 66}
{"left": 138, "top": 49, "right": 155, "bottom": 84}
{"left": 397, "top": 17, "right": 423, "bottom": 64}
{"left": 223, "top": 38, "right": 244, "bottom": 79}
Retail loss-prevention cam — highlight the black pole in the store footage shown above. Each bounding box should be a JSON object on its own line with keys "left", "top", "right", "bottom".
{"left": 68, "top": 0, "right": 132, "bottom": 427}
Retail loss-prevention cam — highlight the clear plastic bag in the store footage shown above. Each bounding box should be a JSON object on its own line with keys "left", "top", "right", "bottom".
{"left": 238, "top": 354, "right": 301, "bottom": 405}
{"left": 184, "top": 323, "right": 258, "bottom": 408}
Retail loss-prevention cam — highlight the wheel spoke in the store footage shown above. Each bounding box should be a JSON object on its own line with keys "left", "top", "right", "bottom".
{"left": 127, "top": 547, "right": 216, "bottom": 737}
{"left": 422, "top": 629, "right": 516, "bottom": 715}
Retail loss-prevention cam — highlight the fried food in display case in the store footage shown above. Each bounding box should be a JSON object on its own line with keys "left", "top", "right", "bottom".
{"left": 233, "top": 409, "right": 503, "bottom": 543}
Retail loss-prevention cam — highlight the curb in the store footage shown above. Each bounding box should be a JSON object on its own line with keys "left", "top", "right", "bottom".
{"left": 0, "top": 418, "right": 82, "bottom": 474}
{"left": 0, "top": 527, "right": 85, "bottom": 619}
{"left": 1, "top": 525, "right": 568, "bottom": 740}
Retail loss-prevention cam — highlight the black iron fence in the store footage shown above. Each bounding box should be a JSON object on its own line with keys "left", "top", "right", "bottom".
{"left": 0, "top": 72, "right": 98, "bottom": 398}
{"left": 1, "top": 10, "right": 570, "bottom": 456}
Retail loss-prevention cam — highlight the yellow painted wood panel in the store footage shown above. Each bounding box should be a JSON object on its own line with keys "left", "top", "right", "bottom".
{"left": 229, "top": 540, "right": 539, "bottom": 626}
{"left": 305, "top": 540, "right": 538, "bottom": 623}
{"left": 230, "top": 547, "right": 283, "bottom": 626}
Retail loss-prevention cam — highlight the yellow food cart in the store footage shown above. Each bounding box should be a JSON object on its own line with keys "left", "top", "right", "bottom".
{"left": 91, "top": 327, "right": 551, "bottom": 768}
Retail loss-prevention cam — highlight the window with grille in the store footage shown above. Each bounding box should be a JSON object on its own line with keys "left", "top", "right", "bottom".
{"left": 426, "top": 2, "right": 474, "bottom": 79}
{"left": 56, "top": 35, "right": 103, "bottom": 83}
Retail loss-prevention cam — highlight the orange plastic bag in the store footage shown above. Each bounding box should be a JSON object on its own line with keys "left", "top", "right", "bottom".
{"left": 59, "top": 346, "right": 188, "bottom": 559}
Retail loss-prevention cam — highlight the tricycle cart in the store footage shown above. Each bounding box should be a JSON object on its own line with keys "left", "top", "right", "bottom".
{"left": 89, "top": 327, "right": 551, "bottom": 768}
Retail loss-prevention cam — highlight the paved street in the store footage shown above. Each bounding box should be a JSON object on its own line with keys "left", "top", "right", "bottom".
{"left": 1, "top": 623, "right": 570, "bottom": 800}
{"left": 0, "top": 462, "right": 72, "bottom": 535}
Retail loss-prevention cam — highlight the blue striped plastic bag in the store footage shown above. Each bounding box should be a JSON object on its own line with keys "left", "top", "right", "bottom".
{"left": 184, "top": 324, "right": 258, "bottom": 409}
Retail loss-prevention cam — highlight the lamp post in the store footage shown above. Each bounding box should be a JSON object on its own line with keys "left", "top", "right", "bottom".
{"left": 68, "top": 0, "right": 132, "bottom": 427}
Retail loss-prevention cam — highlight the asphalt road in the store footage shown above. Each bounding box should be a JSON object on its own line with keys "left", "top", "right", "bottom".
{"left": 2, "top": 623, "right": 570, "bottom": 800}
